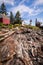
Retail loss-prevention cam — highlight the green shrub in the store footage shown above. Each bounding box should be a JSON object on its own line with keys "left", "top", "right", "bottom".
{"left": 0, "top": 23, "right": 8, "bottom": 28}
{"left": 0, "top": 23, "right": 3, "bottom": 28}
{"left": 8, "top": 24, "right": 13, "bottom": 29}
{"left": 24, "top": 25, "right": 40, "bottom": 30}
{"left": 14, "top": 24, "right": 22, "bottom": 28}
{"left": 0, "top": 23, "right": 3, "bottom": 26}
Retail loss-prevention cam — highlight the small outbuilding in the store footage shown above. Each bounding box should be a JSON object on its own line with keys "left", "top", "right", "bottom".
{"left": 0, "top": 14, "right": 10, "bottom": 24}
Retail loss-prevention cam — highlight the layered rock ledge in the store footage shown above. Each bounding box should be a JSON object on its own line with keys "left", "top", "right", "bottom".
{"left": 0, "top": 28, "right": 43, "bottom": 65}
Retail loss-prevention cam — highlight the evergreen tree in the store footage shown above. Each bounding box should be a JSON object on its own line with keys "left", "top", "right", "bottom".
{"left": 14, "top": 11, "right": 22, "bottom": 24}
{"left": 0, "top": 7, "right": 1, "bottom": 13}
{"left": 35, "top": 18, "right": 37, "bottom": 26}
{"left": 0, "top": 3, "right": 7, "bottom": 15}
{"left": 10, "top": 12, "right": 14, "bottom": 24}
{"left": 35, "top": 18, "right": 41, "bottom": 27}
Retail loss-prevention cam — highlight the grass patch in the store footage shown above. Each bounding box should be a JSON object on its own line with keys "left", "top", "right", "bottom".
{"left": 24, "top": 25, "right": 40, "bottom": 30}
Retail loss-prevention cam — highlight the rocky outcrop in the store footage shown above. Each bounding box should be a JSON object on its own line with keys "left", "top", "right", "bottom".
{"left": 0, "top": 28, "right": 43, "bottom": 65}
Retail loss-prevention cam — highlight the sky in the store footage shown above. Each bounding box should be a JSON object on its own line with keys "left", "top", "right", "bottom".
{"left": 0, "top": 0, "right": 43, "bottom": 25}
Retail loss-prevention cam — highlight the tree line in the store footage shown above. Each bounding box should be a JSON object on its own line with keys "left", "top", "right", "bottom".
{"left": 0, "top": 3, "right": 42, "bottom": 27}
{"left": 0, "top": 3, "right": 22, "bottom": 25}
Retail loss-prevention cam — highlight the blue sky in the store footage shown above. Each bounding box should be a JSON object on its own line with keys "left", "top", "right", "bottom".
{"left": 0, "top": 0, "right": 43, "bottom": 25}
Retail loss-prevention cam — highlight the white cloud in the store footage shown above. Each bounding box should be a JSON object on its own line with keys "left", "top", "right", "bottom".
{"left": 10, "top": 5, "right": 33, "bottom": 15}
{"left": 19, "top": 0, "right": 29, "bottom": 5}
{"left": 0, "top": 0, "right": 14, "bottom": 6}
{"left": 19, "top": 0, "right": 26, "bottom": 5}
{"left": 10, "top": 4, "right": 43, "bottom": 17}
{"left": 24, "top": 20, "right": 30, "bottom": 24}
{"left": 31, "top": 9, "right": 43, "bottom": 16}
{"left": 4, "top": 0, "right": 14, "bottom": 5}
{"left": 36, "top": 0, "right": 43, "bottom": 5}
